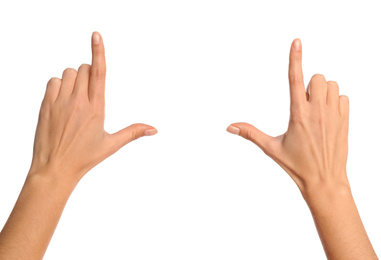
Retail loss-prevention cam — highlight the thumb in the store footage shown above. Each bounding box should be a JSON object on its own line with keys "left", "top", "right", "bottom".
{"left": 109, "top": 123, "right": 158, "bottom": 151}
{"left": 227, "top": 122, "right": 276, "bottom": 155}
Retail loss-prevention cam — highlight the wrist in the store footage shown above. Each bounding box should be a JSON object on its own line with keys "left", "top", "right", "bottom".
{"left": 301, "top": 177, "right": 352, "bottom": 209}
{"left": 27, "top": 164, "right": 80, "bottom": 194}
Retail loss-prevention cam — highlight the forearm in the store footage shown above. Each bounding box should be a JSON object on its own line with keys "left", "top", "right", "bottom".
{"left": 0, "top": 170, "right": 77, "bottom": 260}
{"left": 304, "top": 180, "right": 378, "bottom": 260}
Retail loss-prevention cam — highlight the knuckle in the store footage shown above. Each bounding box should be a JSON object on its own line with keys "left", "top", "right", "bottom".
{"left": 241, "top": 129, "right": 251, "bottom": 140}
{"left": 78, "top": 63, "right": 91, "bottom": 72}
{"left": 131, "top": 130, "right": 141, "bottom": 141}
{"left": 63, "top": 68, "right": 77, "bottom": 75}
{"left": 340, "top": 95, "right": 349, "bottom": 102}
{"left": 311, "top": 73, "right": 326, "bottom": 81}
{"left": 94, "top": 47, "right": 105, "bottom": 54}
{"left": 327, "top": 81, "right": 339, "bottom": 92}
{"left": 91, "top": 66, "right": 106, "bottom": 80}
{"left": 327, "top": 80, "right": 338, "bottom": 86}
{"left": 290, "top": 108, "right": 307, "bottom": 125}
{"left": 47, "top": 77, "right": 61, "bottom": 87}
{"left": 290, "top": 74, "right": 304, "bottom": 84}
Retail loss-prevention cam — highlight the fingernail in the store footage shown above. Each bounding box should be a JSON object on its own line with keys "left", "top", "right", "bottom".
{"left": 144, "top": 128, "right": 158, "bottom": 136}
{"left": 227, "top": 125, "right": 240, "bottom": 135}
{"left": 92, "top": 32, "right": 100, "bottom": 45}
{"left": 293, "top": 38, "right": 301, "bottom": 51}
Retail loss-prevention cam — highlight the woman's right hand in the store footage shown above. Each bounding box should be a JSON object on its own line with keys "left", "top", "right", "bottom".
{"left": 29, "top": 31, "right": 158, "bottom": 185}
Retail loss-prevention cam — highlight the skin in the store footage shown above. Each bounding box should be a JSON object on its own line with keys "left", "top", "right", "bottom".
{"left": 0, "top": 34, "right": 377, "bottom": 260}
{"left": 227, "top": 39, "right": 378, "bottom": 259}
{"left": 0, "top": 31, "right": 157, "bottom": 260}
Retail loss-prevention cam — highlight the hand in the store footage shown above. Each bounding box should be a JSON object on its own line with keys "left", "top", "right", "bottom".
{"left": 227, "top": 39, "right": 350, "bottom": 197}
{"left": 226, "top": 39, "right": 379, "bottom": 259}
{"left": 0, "top": 32, "right": 158, "bottom": 260}
{"left": 29, "top": 32, "right": 157, "bottom": 184}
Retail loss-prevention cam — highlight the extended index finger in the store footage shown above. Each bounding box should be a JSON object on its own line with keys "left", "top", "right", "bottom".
{"left": 89, "top": 31, "right": 106, "bottom": 102}
{"left": 288, "top": 38, "right": 306, "bottom": 107}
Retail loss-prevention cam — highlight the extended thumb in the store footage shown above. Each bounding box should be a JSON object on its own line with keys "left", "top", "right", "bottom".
{"left": 227, "top": 122, "right": 274, "bottom": 153}
{"left": 111, "top": 123, "right": 157, "bottom": 150}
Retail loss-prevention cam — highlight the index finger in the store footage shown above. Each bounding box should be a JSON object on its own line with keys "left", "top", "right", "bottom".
{"left": 89, "top": 31, "right": 106, "bottom": 102}
{"left": 288, "top": 38, "right": 306, "bottom": 108}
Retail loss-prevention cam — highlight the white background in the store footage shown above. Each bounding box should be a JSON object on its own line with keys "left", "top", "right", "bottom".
{"left": 0, "top": 0, "right": 380, "bottom": 259}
